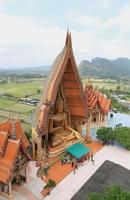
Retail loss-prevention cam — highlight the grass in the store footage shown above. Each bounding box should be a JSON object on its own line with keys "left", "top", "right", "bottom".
{"left": 0, "top": 77, "right": 130, "bottom": 133}
{"left": 0, "top": 80, "right": 44, "bottom": 98}
{"left": 82, "top": 78, "right": 130, "bottom": 91}
{"left": 0, "top": 80, "right": 42, "bottom": 133}
{"left": 30, "top": 93, "right": 42, "bottom": 99}
{"left": 0, "top": 97, "right": 35, "bottom": 114}
{"left": 0, "top": 115, "right": 6, "bottom": 122}
{"left": 22, "top": 122, "right": 31, "bottom": 132}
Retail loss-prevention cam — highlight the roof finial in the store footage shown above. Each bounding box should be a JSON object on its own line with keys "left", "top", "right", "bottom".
{"left": 65, "top": 27, "right": 72, "bottom": 47}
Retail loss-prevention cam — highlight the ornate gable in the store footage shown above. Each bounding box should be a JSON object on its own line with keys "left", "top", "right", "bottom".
{"left": 38, "top": 31, "right": 87, "bottom": 135}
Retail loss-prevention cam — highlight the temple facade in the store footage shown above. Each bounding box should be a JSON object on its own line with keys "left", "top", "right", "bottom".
{"left": 84, "top": 81, "right": 111, "bottom": 127}
{"left": 32, "top": 31, "right": 87, "bottom": 162}
{"left": 32, "top": 31, "right": 112, "bottom": 162}
{"left": 0, "top": 118, "right": 30, "bottom": 197}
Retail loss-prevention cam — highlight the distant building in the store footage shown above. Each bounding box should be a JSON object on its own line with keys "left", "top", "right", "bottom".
{"left": 19, "top": 98, "right": 39, "bottom": 106}
{"left": 0, "top": 118, "right": 30, "bottom": 197}
{"left": 84, "top": 80, "right": 111, "bottom": 127}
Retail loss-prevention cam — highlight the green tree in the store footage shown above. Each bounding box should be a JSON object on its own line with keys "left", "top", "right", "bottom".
{"left": 96, "top": 127, "right": 113, "bottom": 144}
{"left": 88, "top": 185, "right": 130, "bottom": 200}
{"left": 37, "top": 89, "right": 41, "bottom": 94}
{"left": 116, "top": 85, "right": 121, "bottom": 91}
{"left": 113, "top": 127, "right": 130, "bottom": 150}
{"left": 97, "top": 126, "right": 130, "bottom": 150}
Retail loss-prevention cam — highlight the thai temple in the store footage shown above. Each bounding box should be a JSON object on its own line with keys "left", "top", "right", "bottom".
{"left": 32, "top": 31, "right": 87, "bottom": 161}
{"left": 0, "top": 31, "right": 111, "bottom": 198}
{"left": 0, "top": 118, "right": 30, "bottom": 197}
{"left": 84, "top": 79, "right": 111, "bottom": 127}
{"left": 32, "top": 31, "right": 111, "bottom": 162}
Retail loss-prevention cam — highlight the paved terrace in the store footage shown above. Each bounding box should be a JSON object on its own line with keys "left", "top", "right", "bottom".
{"left": 0, "top": 143, "right": 130, "bottom": 200}
{"left": 45, "top": 145, "right": 130, "bottom": 200}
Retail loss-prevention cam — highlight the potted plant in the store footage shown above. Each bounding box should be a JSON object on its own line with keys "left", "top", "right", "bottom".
{"left": 43, "top": 179, "right": 56, "bottom": 196}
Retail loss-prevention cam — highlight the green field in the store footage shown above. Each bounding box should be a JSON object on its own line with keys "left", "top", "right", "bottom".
{"left": 0, "top": 115, "right": 6, "bottom": 122}
{"left": 0, "top": 77, "right": 130, "bottom": 133}
{"left": 0, "top": 97, "right": 35, "bottom": 115}
{"left": 82, "top": 78, "right": 130, "bottom": 91}
{"left": 0, "top": 80, "right": 43, "bottom": 133}
{"left": 30, "top": 93, "right": 42, "bottom": 99}
{"left": 0, "top": 80, "right": 44, "bottom": 97}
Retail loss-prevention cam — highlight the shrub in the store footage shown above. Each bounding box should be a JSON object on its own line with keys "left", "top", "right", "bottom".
{"left": 96, "top": 127, "right": 113, "bottom": 144}
{"left": 44, "top": 179, "right": 56, "bottom": 189}
{"left": 97, "top": 126, "right": 130, "bottom": 150}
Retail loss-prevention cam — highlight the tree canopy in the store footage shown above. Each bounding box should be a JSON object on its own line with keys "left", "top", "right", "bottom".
{"left": 88, "top": 185, "right": 130, "bottom": 200}
{"left": 96, "top": 126, "right": 130, "bottom": 150}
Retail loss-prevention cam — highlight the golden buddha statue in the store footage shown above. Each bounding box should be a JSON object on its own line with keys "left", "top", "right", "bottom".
{"left": 49, "top": 90, "right": 82, "bottom": 147}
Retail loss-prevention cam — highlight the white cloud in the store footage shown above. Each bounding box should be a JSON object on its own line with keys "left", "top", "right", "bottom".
{"left": 66, "top": 13, "right": 102, "bottom": 29}
{"left": 0, "top": 0, "right": 7, "bottom": 9}
{"left": 64, "top": 2, "right": 130, "bottom": 62}
{"left": 0, "top": 1, "right": 130, "bottom": 68}
{"left": 72, "top": 31, "right": 130, "bottom": 62}
{"left": 106, "top": 2, "right": 130, "bottom": 34}
{"left": 67, "top": 1, "right": 130, "bottom": 34}
{"left": 0, "top": 13, "right": 67, "bottom": 67}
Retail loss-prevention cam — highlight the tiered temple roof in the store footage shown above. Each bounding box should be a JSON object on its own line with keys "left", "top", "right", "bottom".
{"left": 0, "top": 119, "right": 30, "bottom": 184}
{"left": 84, "top": 82, "right": 111, "bottom": 114}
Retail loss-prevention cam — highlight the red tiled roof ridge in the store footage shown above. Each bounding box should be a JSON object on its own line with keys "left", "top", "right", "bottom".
{"left": 84, "top": 83, "right": 111, "bottom": 113}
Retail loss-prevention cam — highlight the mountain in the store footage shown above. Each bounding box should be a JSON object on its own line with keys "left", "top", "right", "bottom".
{"left": 78, "top": 57, "right": 130, "bottom": 78}
{"left": 0, "top": 65, "right": 50, "bottom": 74}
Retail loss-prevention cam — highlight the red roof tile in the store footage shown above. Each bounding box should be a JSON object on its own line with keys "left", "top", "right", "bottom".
{"left": 85, "top": 83, "right": 111, "bottom": 113}
{"left": 0, "top": 131, "right": 8, "bottom": 149}
{"left": 0, "top": 137, "right": 20, "bottom": 184}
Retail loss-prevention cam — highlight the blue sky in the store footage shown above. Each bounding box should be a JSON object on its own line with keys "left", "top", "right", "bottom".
{"left": 0, "top": 0, "right": 130, "bottom": 68}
